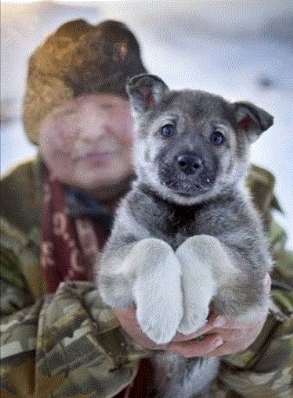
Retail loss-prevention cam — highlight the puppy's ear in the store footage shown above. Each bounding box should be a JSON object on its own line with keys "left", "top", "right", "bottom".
{"left": 126, "top": 74, "right": 169, "bottom": 113}
{"left": 234, "top": 101, "right": 273, "bottom": 143}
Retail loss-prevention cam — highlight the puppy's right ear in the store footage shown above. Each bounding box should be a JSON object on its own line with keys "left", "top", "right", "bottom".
{"left": 126, "top": 74, "right": 169, "bottom": 113}
{"left": 234, "top": 101, "right": 273, "bottom": 143}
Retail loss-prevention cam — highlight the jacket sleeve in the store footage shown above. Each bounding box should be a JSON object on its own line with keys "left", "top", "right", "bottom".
{"left": 211, "top": 166, "right": 293, "bottom": 397}
{"left": 213, "top": 222, "right": 293, "bottom": 397}
{"left": 0, "top": 223, "right": 148, "bottom": 398}
{"left": 0, "top": 280, "right": 148, "bottom": 398}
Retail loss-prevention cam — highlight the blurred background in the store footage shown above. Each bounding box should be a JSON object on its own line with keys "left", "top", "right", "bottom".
{"left": 1, "top": 0, "right": 293, "bottom": 248}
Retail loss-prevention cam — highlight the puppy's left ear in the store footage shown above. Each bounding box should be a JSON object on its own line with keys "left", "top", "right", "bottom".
{"left": 234, "top": 101, "right": 273, "bottom": 143}
{"left": 126, "top": 73, "right": 169, "bottom": 113}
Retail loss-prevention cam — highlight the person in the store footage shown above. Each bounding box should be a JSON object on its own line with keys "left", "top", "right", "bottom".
{"left": 0, "top": 19, "right": 292, "bottom": 398}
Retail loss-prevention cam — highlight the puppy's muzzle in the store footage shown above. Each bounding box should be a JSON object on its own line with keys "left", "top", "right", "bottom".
{"left": 177, "top": 154, "right": 203, "bottom": 175}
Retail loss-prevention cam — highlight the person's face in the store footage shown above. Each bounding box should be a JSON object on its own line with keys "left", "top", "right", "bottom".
{"left": 39, "top": 94, "right": 134, "bottom": 191}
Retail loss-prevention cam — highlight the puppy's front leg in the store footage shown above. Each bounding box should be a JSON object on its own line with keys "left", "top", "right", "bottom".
{"left": 176, "top": 235, "right": 238, "bottom": 335}
{"left": 132, "top": 238, "right": 183, "bottom": 344}
{"left": 99, "top": 238, "right": 183, "bottom": 344}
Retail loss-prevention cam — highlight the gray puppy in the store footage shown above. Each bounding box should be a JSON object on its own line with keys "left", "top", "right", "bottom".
{"left": 97, "top": 74, "right": 273, "bottom": 397}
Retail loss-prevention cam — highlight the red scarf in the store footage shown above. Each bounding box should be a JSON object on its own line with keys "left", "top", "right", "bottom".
{"left": 41, "top": 171, "right": 108, "bottom": 292}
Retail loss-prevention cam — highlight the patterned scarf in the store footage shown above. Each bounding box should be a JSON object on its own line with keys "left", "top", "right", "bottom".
{"left": 41, "top": 170, "right": 113, "bottom": 293}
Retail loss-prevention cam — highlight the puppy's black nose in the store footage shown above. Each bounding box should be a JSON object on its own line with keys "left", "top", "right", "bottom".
{"left": 177, "top": 154, "right": 203, "bottom": 175}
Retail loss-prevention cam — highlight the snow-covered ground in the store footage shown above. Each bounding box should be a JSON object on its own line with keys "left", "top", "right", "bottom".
{"left": 1, "top": 0, "right": 292, "bottom": 249}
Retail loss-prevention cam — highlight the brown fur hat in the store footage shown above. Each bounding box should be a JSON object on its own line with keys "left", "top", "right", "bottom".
{"left": 22, "top": 19, "right": 148, "bottom": 144}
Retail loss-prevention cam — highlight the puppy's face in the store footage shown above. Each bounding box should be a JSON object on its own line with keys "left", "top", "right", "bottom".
{"left": 127, "top": 75, "right": 273, "bottom": 205}
{"left": 133, "top": 92, "right": 239, "bottom": 205}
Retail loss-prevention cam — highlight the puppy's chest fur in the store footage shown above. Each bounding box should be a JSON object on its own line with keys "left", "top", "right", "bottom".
{"left": 127, "top": 184, "right": 244, "bottom": 250}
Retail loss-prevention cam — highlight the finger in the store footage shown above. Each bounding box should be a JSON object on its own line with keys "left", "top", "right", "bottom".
{"left": 214, "top": 307, "right": 268, "bottom": 330}
{"left": 206, "top": 336, "right": 254, "bottom": 357}
{"left": 171, "top": 313, "right": 226, "bottom": 342}
{"left": 209, "top": 327, "right": 252, "bottom": 341}
{"left": 167, "top": 334, "right": 223, "bottom": 358}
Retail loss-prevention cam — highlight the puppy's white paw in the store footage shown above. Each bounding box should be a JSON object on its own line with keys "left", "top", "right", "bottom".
{"left": 176, "top": 236, "right": 217, "bottom": 335}
{"left": 137, "top": 297, "right": 182, "bottom": 344}
{"left": 178, "top": 306, "right": 209, "bottom": 335}
{"left": 132, "top": 238, "right": 183, "bottom": 344}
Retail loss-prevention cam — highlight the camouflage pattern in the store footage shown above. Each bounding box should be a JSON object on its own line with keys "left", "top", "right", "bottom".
{"left": 1, "top": 159, "right": 293, "bottom": 397}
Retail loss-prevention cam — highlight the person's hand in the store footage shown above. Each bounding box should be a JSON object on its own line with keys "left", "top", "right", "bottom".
{"left": 114, "top": 273, "right": 271, "bottom": 358}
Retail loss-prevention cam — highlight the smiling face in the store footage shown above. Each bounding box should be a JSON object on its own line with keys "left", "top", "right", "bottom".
{"left": 39, "top": 94, "right": 134, "bottom": 194}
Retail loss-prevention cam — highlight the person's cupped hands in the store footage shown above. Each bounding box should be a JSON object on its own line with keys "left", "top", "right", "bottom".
{"left": 114, "top": 273, "right": 271, "bottom": 358}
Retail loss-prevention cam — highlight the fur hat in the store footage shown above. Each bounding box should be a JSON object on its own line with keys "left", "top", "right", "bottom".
{"left": 22, "top": 19, "right": 148, "bottom": 144}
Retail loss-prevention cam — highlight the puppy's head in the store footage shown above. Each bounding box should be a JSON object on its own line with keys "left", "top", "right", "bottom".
{"left": 126, "top": 74, "right": 273, "bottom": 205}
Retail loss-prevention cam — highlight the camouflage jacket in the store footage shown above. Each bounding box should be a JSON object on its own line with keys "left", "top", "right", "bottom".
{"left": 1, "top": 158, "right": 293, "bottom": 398}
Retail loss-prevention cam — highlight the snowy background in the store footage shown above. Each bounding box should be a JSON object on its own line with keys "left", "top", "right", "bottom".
{"left": 1, "top": 0, "right": 292, "bottom": 249}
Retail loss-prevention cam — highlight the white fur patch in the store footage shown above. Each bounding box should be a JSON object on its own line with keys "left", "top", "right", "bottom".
{"left": 132, "top": 238, "right": 183, "bottom": 344}
{"left": 176, "top": 235, "right": 240, "bottom": 334}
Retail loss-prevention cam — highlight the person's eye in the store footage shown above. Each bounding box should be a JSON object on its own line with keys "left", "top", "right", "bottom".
{"left": 161, "top": 124, "right": 175, "bottom": 138}
{"left": 210, "top": 130, "right": 225, "bottom": 146}
{"left": 64, "top": 109, "right": 77, "bottom": 115}
{"left": 100, "top": 101, "right": 114, "bottom": 110}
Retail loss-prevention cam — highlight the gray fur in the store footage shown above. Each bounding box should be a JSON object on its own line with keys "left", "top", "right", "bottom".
{"left": 97, "top": 74, "right": 273, "bottom": 397}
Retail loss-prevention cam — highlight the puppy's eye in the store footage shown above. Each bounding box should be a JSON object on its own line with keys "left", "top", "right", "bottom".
{"left": 210, "top": 130, "right": 225, "bottom": 146}
{"left": 161, "top": 124, "right": 175, "bottom": 138}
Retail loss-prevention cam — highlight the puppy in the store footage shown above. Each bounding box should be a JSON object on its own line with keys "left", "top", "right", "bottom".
{"left": 97, "top": 74, "right": 273, "bottom": 397}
